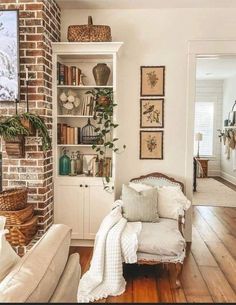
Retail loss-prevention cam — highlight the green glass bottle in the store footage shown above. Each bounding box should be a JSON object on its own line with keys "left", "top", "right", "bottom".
{"left": 59, "top": 147, "right": 71, "bottom": 175}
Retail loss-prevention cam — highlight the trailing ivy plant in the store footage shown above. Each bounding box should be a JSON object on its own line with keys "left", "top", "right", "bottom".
{"left": 86, "top": 88, "right": 126, "bottom": 191}
{"left": 0, "top": 113, "right": 51, "bottom": 151}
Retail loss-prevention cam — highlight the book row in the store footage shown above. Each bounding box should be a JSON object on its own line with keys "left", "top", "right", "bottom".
{"left": 57, "top": 124, "right": 81, "bottom": 145}
{"left": 57, "top": 62, "right": 81, "bottom": 86}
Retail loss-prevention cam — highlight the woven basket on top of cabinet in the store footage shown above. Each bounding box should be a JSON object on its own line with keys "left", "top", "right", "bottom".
{"left": 67, "top": 16, "right": 112, "bottom": 42}
{"left": 0, "top": 204, "right": 34, "bottom": 226}
{"left": 5, "top": 216, "right": 38, "bottom": 246}
{"left": 0, "top": 187, "right": 28, "bottom": 211}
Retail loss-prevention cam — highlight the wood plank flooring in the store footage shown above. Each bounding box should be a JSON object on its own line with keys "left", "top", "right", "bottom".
{"left": 71, "top": 197, "right": 236, "bottom": 302}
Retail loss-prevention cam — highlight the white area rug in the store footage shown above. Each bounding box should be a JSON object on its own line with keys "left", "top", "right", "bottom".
{"left": 193, "top": 178, "right": 236, "bottom": 207}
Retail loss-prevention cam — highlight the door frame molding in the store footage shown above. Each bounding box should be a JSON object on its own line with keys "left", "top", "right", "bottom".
{"left": 185, "top": 39, "right": 236, "bottom": 241}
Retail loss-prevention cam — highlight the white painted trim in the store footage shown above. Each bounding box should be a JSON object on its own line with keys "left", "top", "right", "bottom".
{"left": 186, "top": 39, "right": 236, "bottom": 242}
{"left": 220, "top": 171, "right": 236, "bottom": 185}
{"left": 71, "top": 239, "right": 94, "bottom": 247}
{"left": 52, "top": 42, "right": 124, "bottom": 54}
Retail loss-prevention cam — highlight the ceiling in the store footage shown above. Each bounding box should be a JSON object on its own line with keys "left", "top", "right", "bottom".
{"left": 196, "top": 57, "right": 236, "bottom": 80}
{"left": 56, "top": 0, "right": 236, "bottom": 9}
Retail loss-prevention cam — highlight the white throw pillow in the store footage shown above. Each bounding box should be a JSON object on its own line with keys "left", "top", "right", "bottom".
{"left": 128, "top": 182, "right": 153, "bottom": 193}
{"left": 0, "top": 217, "right": 20, "bottom": 282}
{"left": 156, "top": 186, "right": 191, "bottom": 220}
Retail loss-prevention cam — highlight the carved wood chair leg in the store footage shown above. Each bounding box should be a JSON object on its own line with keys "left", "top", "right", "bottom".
{"left": 175, "top": 263, "right": 183, "bottom": 289}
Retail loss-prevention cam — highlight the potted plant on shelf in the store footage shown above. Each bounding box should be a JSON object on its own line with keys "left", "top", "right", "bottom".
{"left": 0, "top": 113, "right": 52, "bottom": 158}
{"left": 86, "top": 88, "right": 126, "bottom": 191}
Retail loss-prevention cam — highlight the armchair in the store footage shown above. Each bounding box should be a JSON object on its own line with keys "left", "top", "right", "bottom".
{"left": 129, "top": 172, "right": 190, "bottom": 288}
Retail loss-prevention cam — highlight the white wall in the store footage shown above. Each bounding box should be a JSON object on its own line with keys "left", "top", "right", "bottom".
{"left": 61, "top": 8, "right": 236, "bottom": 195}
{"left": 221, "top": 75, "right": 236, "bottom": 184}
{"left": 195, "top": 80, "right": 223, "bottom": 176}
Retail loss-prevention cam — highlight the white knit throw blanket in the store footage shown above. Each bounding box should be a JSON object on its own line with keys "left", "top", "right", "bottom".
{"left": 77, "top": 205, "right": 141, "bottom": 303}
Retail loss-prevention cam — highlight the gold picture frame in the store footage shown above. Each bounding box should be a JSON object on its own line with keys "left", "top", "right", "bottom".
{"left": 140, "top": 130, "right": 163, "bottom": 160}
{"left": 140, "top": 66, "right": 165, "bottom": 97}
{"left": 140, "top": 98, "right": 164, "bottom": 128}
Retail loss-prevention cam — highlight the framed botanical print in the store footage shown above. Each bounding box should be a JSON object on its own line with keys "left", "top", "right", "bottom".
{"left": 140, "top": 98, "right": 164, "bottom": 128}
{"left": 140, "top": 130, "right": 163, "bottom": 160}
{"left": 0, "top": 10, "right": 19, "bottom": 101}
{"left": 140, "top": 66, "right": 165, "bottom": 96}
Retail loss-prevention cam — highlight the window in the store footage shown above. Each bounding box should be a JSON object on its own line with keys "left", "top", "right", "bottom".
{"left": 194, "top": 101, "right": 214, "bottom": 157}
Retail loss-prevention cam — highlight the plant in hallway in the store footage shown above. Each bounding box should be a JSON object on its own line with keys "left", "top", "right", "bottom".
{"left": 86, "top": 88, "right": 126, "bottom": 190}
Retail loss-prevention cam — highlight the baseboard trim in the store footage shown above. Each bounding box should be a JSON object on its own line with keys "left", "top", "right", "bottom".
{"left": 220, "top": 171, "right": 236, "bottom": 185}
{"left": 71, "top": 239, "right": 94, "bottom": 247}
{"left": 208, "top": 170, "right": 221, "bottom": 176}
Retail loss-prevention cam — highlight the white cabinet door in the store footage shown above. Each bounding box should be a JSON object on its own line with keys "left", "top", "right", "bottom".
{"left": 54, "top": 180, "right": 84, "bottom": 239}
{"left": 83, "top": 183, "right": 113, "bottom": 239}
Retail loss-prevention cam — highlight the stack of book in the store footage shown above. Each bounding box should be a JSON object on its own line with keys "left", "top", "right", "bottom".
{"left": 78, "top": 95, "right": 95, "bottom": 116}
{"left": 57, "top": 62, "right": 81, "bottom": 86}
{"left": 57, "top": 124, "right": 81, "bottom": 145}
{"left": 95, "top": 157, "right": 112, "bottom": 177}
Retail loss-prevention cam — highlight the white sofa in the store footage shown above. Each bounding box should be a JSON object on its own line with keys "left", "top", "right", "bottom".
{"left": 0, "top": 224, "right": 81, "bottom": 303}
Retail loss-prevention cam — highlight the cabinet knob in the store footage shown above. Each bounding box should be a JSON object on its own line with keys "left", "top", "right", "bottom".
{"left": 80, "top": 184, "right": 83, "bottom": 187}
{"left": 85, "top": 184, "right": 88, "bottom": 188}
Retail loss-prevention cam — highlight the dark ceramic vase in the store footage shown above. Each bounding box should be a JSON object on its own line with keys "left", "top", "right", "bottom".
{"left": 93, "top": 63, "right": 111, "bottom": 86}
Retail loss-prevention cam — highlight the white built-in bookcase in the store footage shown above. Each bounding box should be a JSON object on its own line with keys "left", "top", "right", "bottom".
{"left": 52, "top": 42, "right": 123, "bottom": 245}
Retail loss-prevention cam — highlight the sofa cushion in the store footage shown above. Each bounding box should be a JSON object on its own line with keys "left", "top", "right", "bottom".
{"left": 122, "top": 184, "right": 159, "bottom": 222}
{"left": 0, "top": 224, "right": 71, "bottom": 303}
{"left": 137, "top": 218, "right": 185, "bottom": 257}
{"left": 50, "top": 253, "right": 81, "bottom": 303}
{"left": 0, "top": 217, "right": 20, "bottom": 282}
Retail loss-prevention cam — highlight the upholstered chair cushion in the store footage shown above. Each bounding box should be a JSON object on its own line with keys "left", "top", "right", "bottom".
{"left": 138, "top": 218, "right": 186, "bottom": 257}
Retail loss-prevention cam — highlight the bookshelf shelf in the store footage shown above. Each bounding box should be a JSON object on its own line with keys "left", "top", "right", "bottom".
{"left": 57, "top": 85, "right": 113, "bottom": 89}
{"left": 57, "top": 144, "right": 102, "bottom": 147}
{"left": 57, "top": 115, "right": 93, "bottom": 118}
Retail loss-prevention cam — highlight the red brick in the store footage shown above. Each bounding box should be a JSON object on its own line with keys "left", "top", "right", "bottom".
{"left": 3, "top": 0, "right": 60, "bottom": 235}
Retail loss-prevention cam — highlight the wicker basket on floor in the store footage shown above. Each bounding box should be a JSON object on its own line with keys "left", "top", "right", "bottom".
{"left": 0, "top": 204, "right": 34, "bottom": 226}
{"left": 0, "top": 187, "right": 28, "bottom": 211}
{"left": 5, "top": 216, "right": 38, "bottom": 246}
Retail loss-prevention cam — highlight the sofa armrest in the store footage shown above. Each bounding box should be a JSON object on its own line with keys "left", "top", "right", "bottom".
{"left": 50, "top": 253, "right": 81, "bottom": 303}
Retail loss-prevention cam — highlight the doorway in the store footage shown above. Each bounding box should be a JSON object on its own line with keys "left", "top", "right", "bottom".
{"left": 184, "top": 40, "right": 236, "bottom": 242}
{"left": 192, "top": 56, "right": 236, "bottom": 207}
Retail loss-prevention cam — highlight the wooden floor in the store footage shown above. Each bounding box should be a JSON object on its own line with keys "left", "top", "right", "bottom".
{"left": 71, "top": 205, "right": 236, "bottom": 303}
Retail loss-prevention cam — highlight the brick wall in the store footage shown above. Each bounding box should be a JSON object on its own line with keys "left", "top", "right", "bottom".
{"left": 0, "top": 0, "right": 61, "bottom": 234}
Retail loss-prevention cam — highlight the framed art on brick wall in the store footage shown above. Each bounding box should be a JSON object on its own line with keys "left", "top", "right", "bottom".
{"left": 0, "top": 10, "right": 19, "bottom": 102}
{"left": 140, "top": 130, "right": 163, "bottom": 160}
